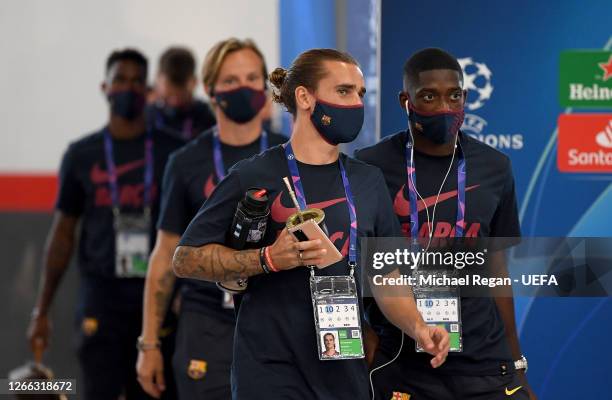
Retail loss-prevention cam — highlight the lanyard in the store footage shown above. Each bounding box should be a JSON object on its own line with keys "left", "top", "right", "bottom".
{"left": 212, "top": 127, "right": 269, "bottom": 180}
{"left": 405, "top": 132, "right": 466, "bottom": 238}
{"left": 103, "top": 128, "right": 154, "bottom": 215}
{"left": 284, "top": 142, "right": 357, "bottom": 272}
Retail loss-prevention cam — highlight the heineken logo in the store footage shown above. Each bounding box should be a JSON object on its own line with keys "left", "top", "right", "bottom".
{"left": 599, "top": 55, "right": 612, "bottom": 81}
{"left": 559, "top": 51, "right": 612, "bottom": 107}
{"left": 569, "top": 84, "right": 612, "bottom": 101}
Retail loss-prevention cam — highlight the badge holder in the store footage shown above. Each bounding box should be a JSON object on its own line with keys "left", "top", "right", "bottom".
{"left": 310, "top": 264, "right": 364, "bottom": 360}
{"left": 413, "top": 268, "right": 463, "bottom": 352}
{"left": 114, "top": 207, "right": 151, "bottom": 278}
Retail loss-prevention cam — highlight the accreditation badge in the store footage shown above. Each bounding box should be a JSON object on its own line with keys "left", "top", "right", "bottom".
{"left": 310, "top": 274, "right": 364, "bottom": 360}
{"left": 114, "top": 212, "right": 150, "bottom": 278}
{"left": 413, "top": 269, "right": 463, "bottom": 352}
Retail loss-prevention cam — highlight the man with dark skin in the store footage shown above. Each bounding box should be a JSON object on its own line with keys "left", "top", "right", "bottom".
{"left": 356, "top": 48, "right": 536, "bottom": 400}
{"left": 27, "top": 49, "right": 183, "bottom": 400}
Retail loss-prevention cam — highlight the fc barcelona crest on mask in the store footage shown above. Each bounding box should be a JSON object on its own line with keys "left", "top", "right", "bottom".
{"left": 321, "top": 114, "right": 332, "bottom": 126}
{"left": 187, "top": 359, "right": 207, "bottom": 380}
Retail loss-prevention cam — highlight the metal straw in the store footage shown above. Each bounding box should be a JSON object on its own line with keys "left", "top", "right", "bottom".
{"left": 283, "top": 176, "right": 304, "bottom": 223}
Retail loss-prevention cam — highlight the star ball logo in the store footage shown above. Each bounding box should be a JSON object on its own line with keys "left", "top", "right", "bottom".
{"left": 458, "top": 57, "right": 523, "bottom": 150}
{"left": 559, "top": 51, "right": 612, "bottom": 107}
{"left": 458, "top": 57, "right": 493, "bottom": 111}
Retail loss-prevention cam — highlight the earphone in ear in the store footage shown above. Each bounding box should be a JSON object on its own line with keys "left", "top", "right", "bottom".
{"left": 370, "top": 108, "right": 460, "bottom": 399}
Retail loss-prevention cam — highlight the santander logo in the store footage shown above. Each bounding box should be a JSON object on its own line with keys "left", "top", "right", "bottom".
{"left": 595, "top": 119, "right": 612, "bottom": 148}
{"left": 558, "top": 114, "right": 612, "bottom": 173}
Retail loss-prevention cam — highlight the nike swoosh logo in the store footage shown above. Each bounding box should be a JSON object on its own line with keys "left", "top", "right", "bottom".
{"left": 203, "top": 173, "right": 216, "bottom": 198}
{"left": 90, "top": 159, "right": 145, "bottom": 184}
{"left": 505, "top": 386, "right": 522, "bottom": 396}
{"left": 393, "top": 184, "right": 480, "bottom": 217}
{"left": 271, "top": 191, "right": 346, "bottom": 223}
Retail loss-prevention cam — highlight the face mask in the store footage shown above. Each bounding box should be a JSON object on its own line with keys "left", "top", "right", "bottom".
{"left": 159, "top": 101, "right": 193, "bottom": 120}
{"left": 405, "top": 99, "right": 464, "bottom": 144}
{"left": 109, "top": 90, "right": 146, "bottom": 120}
{"left": 310, "top": 99, "right": 364, "bottom": 145}
{"left": 214, "top": 86, "right": 266, "bottom": 124}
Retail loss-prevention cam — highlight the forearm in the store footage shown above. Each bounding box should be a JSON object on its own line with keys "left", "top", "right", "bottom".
{"left": 142, "top": 244, "right": 176, "bottom": 341}
{"left": 375, "top": 295, "right": 426, "bottom": 339}
{"left": 489, "top": 250, "right": 523, "bottom": 359}
{"left": 35, "top": 215, "right": 76, "bottom": 316}
{"left": 495, "top": 296, "right": 523, "bottom": 359}
{"left": 370, "top": 270, "right": 426, "bottom": 339}
{"left": 363, "top": 320, "right": 380, "bottom": 366}
{"left": 173, "top": 244, "right": 262, "bottom": 282}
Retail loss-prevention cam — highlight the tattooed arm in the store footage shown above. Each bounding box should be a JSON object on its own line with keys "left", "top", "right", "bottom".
{"left": 27, "top": 211, "right": 78, "bottom": 355}
{"left": 173, "top": 228, "right": 328, "bottom": 281}
{"left": 137, "top": 229, "right": 179, "bottom": 397}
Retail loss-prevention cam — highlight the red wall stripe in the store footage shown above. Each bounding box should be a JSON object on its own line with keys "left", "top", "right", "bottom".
{"left": 0, "top": 174, "right": 58, "bottom": 212}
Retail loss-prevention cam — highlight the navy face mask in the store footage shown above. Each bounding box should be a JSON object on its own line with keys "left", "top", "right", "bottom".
{"left": 159, "top": 101, "right": 193, "bottom": 120}
{"left": 406, "top": 100, "right": 464, "bottom": 144}
{"left": 214, "top": 86, "right": 266, "bottom": 124}
{"left": 109, "top": 90, "right": 146, "bottom": 120}
{"left": 310, "top": 99, "right": 364, "bottom": 145}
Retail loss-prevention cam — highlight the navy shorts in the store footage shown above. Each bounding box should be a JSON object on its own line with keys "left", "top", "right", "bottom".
{"left": 76, "top": 310, "right": 176, "bottom": 400}
{"left": 172, "top": 310, "right": 234, "bottom": 400}
{"left": 370, "top": 350, "right": 530, "bottom": 400}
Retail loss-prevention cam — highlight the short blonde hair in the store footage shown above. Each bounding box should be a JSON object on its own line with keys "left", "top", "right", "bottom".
{"left": 202, "top": 38, "right": 267, "bottom": 92}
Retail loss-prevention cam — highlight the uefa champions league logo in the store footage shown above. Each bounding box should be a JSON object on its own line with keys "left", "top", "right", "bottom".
{"left": 458, "top": 57, "right": 494, "bottom": 111}
{"left": 458, "top": 57, "right": 523, "bottom": 150}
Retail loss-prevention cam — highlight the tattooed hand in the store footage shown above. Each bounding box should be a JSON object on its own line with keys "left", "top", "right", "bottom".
{"left": 172, "top": 228, "right": 326, "bottom": 281}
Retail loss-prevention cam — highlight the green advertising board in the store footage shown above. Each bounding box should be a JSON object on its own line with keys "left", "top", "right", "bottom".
{"left": 559, "top": 50, "right": 612, "bottom": 107}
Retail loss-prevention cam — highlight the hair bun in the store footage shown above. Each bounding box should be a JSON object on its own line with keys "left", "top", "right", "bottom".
{"left": 269, "top": 67, "right": 288, "bottom": 90}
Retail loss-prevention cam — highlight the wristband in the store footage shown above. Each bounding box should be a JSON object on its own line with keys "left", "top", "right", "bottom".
{"left": 264, "top": 246, "right": 279, "bottom": 272}
{"left": 136, "top": 336, "right": 160, "bottom": 351}
{"left": 260, "top": 247, "right": 271, "bottom": 274}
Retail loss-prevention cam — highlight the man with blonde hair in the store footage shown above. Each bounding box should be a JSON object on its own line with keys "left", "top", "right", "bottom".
{"left": 136, "top": 38, "right": 285, "bottom": 399}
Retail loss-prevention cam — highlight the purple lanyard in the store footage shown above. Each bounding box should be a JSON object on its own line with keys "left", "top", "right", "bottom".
{"left": 405, "top": 132, "right": 466, "bottom": 238}
{"left": 212, "top": 127, "right": 269, "bottom": 181}
{"left": 181, "top": 118, "right": 193, "bottom": 140}
{"left": 155, "top": 112, "right": 193, "bottom": 140}
{"left": 103, "top": 128, "right": 154, "bottom": 214}
{"left": 284, "top": 142, "right": 357, "bottom": 268}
